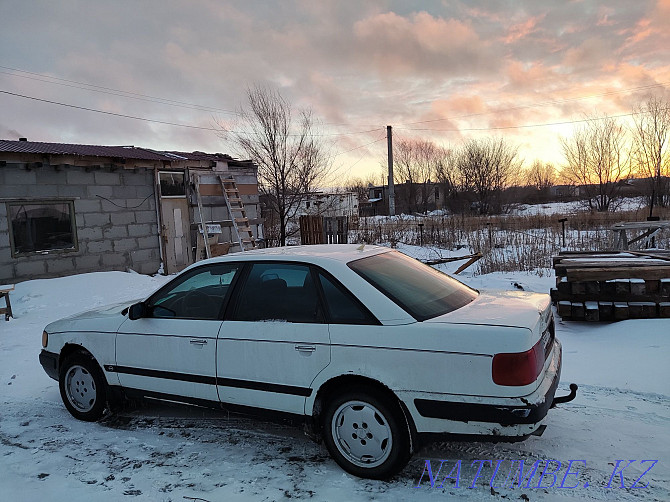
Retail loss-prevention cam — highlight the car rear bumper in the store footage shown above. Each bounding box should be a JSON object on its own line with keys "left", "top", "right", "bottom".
{"left": 39, "top": 350, "right": 60, "bottom": 381}
{"left": 403, "top": 338, "right": 562, "bottom": 437}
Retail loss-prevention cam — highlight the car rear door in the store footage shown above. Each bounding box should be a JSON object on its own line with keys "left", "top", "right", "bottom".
{"left": 217, "top": 261, "right": 330, "bottom": 414}
{"left": 115, "top": 262, "right": 241, "bottom": 403}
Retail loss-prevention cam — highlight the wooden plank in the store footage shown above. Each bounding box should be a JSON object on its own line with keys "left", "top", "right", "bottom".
{"left": 571, "top": 302, "right": 585, "bottom": 320}
{"left": 454, "top": 253, "right": 483, "bottom": 275}
{"left": 236, "top": 183, "right": 259, "bottom": 195}
{"left": 558, "top": 259, "right": 669, "bottom": 266}
{"left": 566, "top": 267, "right": 670, "bottom": 282}
{"left": 628, "top": 251, "right": 670, "bottom": 262}
{"left": 662, "top": 279, "right": 670, "bottom": 297}
{"left": 571, "top": 282, "right": 586, "bottom": 295}
{"left": 198, "top": 184, "right": 223, "bottom": 196}
{"left": 611, "top": 221, "right": 670, "bottom": 230}
{"left": 629, "top": 302, "right": 656, "bottom": 319}
{"left": 599, "top": 302, "right": 614, "bottom": 321}
{"left": 423, "top": 253, "right": 481, "bottom": 266}
{"left": 614, "top": 303, "right": 629, "bottom": 320}
{"left": 549, "top": 291, "right": 670, "bottom": 304}
{"left": 630, "top": 278, "right": 646, "bottom": 296}
{"left": 585, "top": 301, "right": 600, "bottom": 322}
{"left": 557, "top": 301, "right": 572, "bottom": 319}
{"left": 556, "top": 261, "right": 670, "bottom": 278}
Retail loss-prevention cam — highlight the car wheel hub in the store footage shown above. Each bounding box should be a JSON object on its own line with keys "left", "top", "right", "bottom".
{"left": 64, "top": 365, "right": 97, "bottom": 412}
{"left": 331, "top": 400, "right": 392, "bottom": 468}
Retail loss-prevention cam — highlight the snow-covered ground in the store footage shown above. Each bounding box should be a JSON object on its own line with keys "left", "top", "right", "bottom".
{"left": 1, "top": 259, "right": 669, "bottom": 501}
{"left": 510, "top": 197, "right": 647, "bottom": 216}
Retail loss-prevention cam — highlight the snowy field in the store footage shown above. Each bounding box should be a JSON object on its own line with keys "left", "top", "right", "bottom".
{"left": 1, "top": 253, "right": 669, "bottom": 501}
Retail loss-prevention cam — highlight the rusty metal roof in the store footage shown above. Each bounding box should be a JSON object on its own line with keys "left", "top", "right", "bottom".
{"left": 0, "top": 140, "right": 256, "bottom": 168}
{"left": 0, "top": 139, "right": 174, "bottom": 161}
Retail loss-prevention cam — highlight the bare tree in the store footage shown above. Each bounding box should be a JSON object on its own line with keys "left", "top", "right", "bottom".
{"left": 524, "top": 160, "right": 556, "bottom": 191}
{"left": 456, "top": 137, "right": 521, "bottom": 214}
{"left": 560, "top": 115, "right": 630, "bottom": 212}
{"left": 219, "top": 85, "right": 330, "bottom": 246}
{"left": 344, "top": 174, "right": 380, "bottom": 203}
{"left": 413, "top": 140, "right": 447, "bottom": 213}
{"left": 392, "top": 139, "right": 419, "bottom": 213}
{"left": 390, "top": 138, "right": 449, "bottom": 213}
{"left": 631, "top": 96, "right": 670, "bottom": 213}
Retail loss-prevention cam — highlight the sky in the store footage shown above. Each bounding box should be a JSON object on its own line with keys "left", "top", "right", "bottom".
{"left": 1, "top": 0, "right": 670, "bottom": 185}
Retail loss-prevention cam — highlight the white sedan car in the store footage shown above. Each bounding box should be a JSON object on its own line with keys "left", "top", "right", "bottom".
{"left": 39, "top": 244, "right": 572, "bottom": 479}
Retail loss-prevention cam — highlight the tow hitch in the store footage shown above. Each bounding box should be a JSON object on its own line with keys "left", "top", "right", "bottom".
{"left": 551, "top": 383, "right": 578, "bottom": 408}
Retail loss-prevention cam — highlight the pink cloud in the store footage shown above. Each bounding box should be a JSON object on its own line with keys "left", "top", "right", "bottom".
{"left": 505, "top": 61, "right": 556, "bottom": 89}
{"left": 352, "top": 11, "right": 491, "bottom": 76}
{"left": 431, "top": 95, "right": 487, "bottom": 116}
{"left": 503, "top": 15, "right": 545, "bottom": 44}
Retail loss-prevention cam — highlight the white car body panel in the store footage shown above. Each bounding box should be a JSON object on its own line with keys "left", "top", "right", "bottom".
{"left": 115, "top": 317, "right": 221, "bottom": 401}
{"left": 217, "top": 320, "right": 330, "bottom": 414}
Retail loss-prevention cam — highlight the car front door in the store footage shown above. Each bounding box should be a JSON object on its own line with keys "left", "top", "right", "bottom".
{"left": 217, "top": 262, "right": 331, "bottom": 414}
{"left": 115, "top": 262, "right": 241, "bottom": 403}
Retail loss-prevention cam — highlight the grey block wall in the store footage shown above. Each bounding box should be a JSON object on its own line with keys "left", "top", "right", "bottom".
{"left": 0, "top": 165, "right": 161, "bottom": 283}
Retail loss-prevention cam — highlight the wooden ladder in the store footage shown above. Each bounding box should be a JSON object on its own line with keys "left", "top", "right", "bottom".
{"left": 220, "top": 177, "right": 256, "bottom": 251}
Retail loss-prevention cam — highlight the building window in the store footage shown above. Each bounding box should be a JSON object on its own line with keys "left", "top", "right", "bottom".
{"left": 7, "top": 200, "right": 78, "bottom": 257}
{"left": 159, "top": 171, "right": 186, "bottom": 197}
{"left": 435, "top": 186, "right": 440, "bottom": 200}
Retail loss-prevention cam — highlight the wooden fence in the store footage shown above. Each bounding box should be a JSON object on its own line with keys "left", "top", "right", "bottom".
{"left": 299, "top": 216, "right": 348, "bottom": 245}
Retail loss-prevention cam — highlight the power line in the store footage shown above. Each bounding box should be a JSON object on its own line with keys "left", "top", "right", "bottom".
{"left": 327, "top": 133, "right": 387, "bottom": 180}
{"left": 332, "top": 134, "right": 387, "bottom": 158}
{"left": 399, "top": 81, "right": 670, "bottom": 126}
{"left": 0, "top": 89, "right": 381, "bottom": 137}
{"left": 0, "top": 65, "right": 381, "bottom": 128}
{"left": 397, "top": 108, "right": 667, "bottom": 133}
{"left": 0, "top": 89, "right": 222, "bottom": 131}
{"left": 0, "top": 65, "right": 241, "bottom": 115}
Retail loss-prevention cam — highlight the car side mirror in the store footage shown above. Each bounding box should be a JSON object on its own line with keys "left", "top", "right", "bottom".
{"left": 128, "top": 302, "right": 147, "bottom": 320}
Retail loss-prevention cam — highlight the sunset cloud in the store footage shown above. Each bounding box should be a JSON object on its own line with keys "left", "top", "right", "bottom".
{"left": 0, "top": 0, "right": 669, "bottom": 176}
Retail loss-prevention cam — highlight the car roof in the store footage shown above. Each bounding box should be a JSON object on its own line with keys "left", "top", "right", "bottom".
{"left": 193, "top": 244, "right": 392, "bottom": 268}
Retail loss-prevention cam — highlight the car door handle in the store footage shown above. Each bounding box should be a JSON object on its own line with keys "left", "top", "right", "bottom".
{"left": 295, "top": 344, "right": 316, "bottom": 353}
{"left": 190, "top": 339, "right": 208, "bottom": 345}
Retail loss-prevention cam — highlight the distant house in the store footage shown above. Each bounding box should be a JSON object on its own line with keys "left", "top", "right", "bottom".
{"left": 0, "top": 139, "right": 262, "bottom": 283}
{"left": 359, "top": 182, "right": 448, "bottom": 216}
{"left": 298, "top": 191, "right": 358, "bottom": 218}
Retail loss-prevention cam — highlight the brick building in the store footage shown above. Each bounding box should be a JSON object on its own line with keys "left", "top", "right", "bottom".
{"left": 0, "top": 139, "right": 262, "bottom": 283}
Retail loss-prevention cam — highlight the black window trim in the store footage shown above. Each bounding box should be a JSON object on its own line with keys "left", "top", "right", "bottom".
{"left": 311, "top": 266, "right": 381, "bottom": 326}
{"left": 226, "top": 260, "right": 328, "bottom": 324}
{"left": 145, "top": 261, "right": 244, "bottom": 321}
{"left": 6, "top": 198, "right": 79, "bottom": 258}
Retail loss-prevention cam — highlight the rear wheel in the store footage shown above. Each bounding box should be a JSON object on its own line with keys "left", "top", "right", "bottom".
{"left": 322, "top": 389, "right": 412, "bottom": 479}
{"left": 59, "top": 352, "right": 107, "bottom": 421}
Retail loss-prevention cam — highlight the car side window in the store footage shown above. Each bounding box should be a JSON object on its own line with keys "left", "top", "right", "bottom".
{"left": 148, "top": 263, "right": 239, "bottom": 320}
{"left": 317, "top": 271, "right": 378, "bottom": 325}
{"left": 231, "top": 262, "right": 324, "bottom": 323}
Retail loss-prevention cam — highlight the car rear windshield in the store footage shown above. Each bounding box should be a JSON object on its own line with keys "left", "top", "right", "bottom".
{"left": 348, "top": 250, "right": 478, "bottom": 321}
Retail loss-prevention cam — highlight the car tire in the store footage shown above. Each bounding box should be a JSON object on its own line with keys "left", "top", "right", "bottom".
{"left": 322, "top": 388, "right": 412, "bottom": 479}
{"left": 59, "top": 352, "right": 107, "bottom": 422}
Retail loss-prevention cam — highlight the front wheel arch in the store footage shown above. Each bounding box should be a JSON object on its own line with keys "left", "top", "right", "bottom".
{"left": 58, "top": 350, "right": 108, "bottom": 421}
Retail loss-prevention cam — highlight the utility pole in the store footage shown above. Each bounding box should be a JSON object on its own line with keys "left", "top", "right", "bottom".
{"left": 387, "top": 125, "right": 395, "bottom": 216}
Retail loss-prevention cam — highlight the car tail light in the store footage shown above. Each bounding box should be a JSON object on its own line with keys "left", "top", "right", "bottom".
{"left": 492, "top": 338, "right": 545, "bottom": 386}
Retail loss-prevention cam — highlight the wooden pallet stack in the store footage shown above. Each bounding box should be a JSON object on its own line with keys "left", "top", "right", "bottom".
{"left": 551, "top": 250, "right": 670, "bottom": 321}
